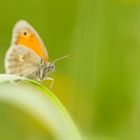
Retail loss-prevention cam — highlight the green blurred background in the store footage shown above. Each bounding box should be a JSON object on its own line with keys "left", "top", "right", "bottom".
{"left": 1, "top": 0, "right": 140, "bottom": 139}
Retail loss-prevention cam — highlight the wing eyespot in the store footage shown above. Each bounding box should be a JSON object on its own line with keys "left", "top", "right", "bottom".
{"left": 23, "top": 31, "right": 28, "bottom": 36}
{"left": 21, "top": 29, "right": 30, "bottom": 38}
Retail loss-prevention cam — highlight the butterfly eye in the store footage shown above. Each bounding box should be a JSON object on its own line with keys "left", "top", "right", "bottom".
{"left": 48, "top": 64, "right": 55, "bottom": 71}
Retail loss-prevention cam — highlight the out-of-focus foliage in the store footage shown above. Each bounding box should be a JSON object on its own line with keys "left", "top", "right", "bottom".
{"left": 0, "top": 0, "right": 140, "bottom": 140}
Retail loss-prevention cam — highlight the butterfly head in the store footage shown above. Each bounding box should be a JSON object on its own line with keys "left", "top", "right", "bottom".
{"left": 45, "top": 62, "right": 55, "bottom": 73}
{"left": 39, "top": 55, "right": 71, "bottom": 80}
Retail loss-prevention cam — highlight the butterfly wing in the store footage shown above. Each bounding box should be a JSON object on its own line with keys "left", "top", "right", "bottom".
{"left": 11, "top": 20, "right": 49, "bottom": 61}
{"left": 5, "top": 45, "right": 41, "bottom": 78}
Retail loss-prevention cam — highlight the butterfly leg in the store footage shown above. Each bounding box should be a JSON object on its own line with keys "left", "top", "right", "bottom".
{"left": 46, "top": 77, "right": 54, "bottom": 90}
{"left": 9, "top": 78, "right": 22, "bottom": 85}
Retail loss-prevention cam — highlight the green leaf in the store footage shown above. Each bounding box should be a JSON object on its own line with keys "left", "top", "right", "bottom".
{"left": 0, "top": 74, "right": 81, "bottom": 140}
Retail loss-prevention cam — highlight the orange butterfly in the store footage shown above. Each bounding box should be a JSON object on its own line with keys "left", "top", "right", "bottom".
{"left": 5, "top": 20, "right": 69, "bottom": 89}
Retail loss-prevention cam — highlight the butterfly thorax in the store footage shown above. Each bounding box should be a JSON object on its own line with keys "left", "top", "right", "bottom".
{"left": 36, "top": 59, "right": 55, "bottom": 81}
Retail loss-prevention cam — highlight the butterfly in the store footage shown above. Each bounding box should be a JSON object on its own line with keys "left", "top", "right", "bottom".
{"left": 5, "top": 20, "right": 69, "bottom": 89}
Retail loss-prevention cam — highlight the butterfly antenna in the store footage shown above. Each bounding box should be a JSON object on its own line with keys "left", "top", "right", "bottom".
{"left": 53, "top": 55, "right": 71, "bottom": 63}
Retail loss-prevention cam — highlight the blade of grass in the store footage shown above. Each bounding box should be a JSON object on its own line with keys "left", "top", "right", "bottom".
{"left": 0, "top": 74, "right": 81, "bottom": 140}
